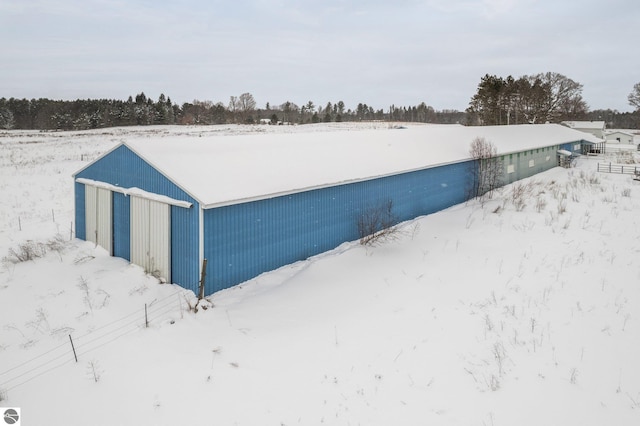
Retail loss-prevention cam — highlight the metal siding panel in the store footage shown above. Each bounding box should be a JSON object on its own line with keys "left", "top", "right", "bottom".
{"left": 112, "top": 192, "right": 130, "bottom": 260}
{"left": 515, "top": 152, "right": 528, "bottom": 180}
{"left": 85, "top": 185, "right": 112, "bottom": 253}
{"left": 75, "top": 182, "right": 86, "bottom": 240}
{"left": 130, "top": 196, "right": 149, "bottom": 273}
{"left": 204, "top": 161, "right": 470, "bottom": 295}
{"left": 85, "top": 185, "right": 97, "bottom": 245}
{"left": 171, "top": 205, "right": 199, "bottom": 294}
{"left": 148, "top": 200, "right": 170, "bottom": 282}
{"left": 130, "top": 197, "right": 171, "bottom": 282}
{"left": 96, "top": 187, "right": 112, "bottom": 254}
{"left": 504, "top": 156, "right": 517, "bottom": 185}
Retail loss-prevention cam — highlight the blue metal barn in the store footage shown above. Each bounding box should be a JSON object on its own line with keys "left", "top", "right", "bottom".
{"left": 73, "top": 124, "right": 596, "bottom": 296}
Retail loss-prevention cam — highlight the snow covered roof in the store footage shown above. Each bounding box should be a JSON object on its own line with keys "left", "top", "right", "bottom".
{"left": 561, "top": 120, "right": 605, "bottom": 130}
{"left": 108, "top": 123, "right": 598, "bottom": 208}
{"left": 604, "top": 130, "right": 634, "bottom": 137}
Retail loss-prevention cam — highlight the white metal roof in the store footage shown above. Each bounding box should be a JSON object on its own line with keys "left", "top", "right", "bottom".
{"left": 118, "top": 123, "right": 599, "bottom": 208}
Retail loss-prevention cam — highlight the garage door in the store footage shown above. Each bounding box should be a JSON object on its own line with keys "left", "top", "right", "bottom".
{"left": 130, "top": 196, "right": 171, "bottom": 282}
{"left": 85, "top": 185, "right": 112, "bottom": 254}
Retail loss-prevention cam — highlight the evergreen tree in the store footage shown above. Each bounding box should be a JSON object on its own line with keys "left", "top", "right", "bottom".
{"left": 629, "top": 82, "right": 640, "bottom": 111}
{"left": 468, "top": 72, "right": 587, "bottom": 125}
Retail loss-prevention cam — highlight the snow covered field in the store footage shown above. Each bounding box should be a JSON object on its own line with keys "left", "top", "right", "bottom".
{"left": 1, "top": 124, "right": 639, "bottom": 426}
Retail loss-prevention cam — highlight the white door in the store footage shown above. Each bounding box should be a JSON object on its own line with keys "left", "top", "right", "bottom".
{"left": 130, "top": 196, "right": 170, "bottom": 282}
{"left": 85, "top": 185, "right": 112, "bottom": 254}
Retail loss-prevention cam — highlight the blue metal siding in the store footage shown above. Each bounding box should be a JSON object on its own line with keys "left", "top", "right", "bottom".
{"left": 112, "top": 192, "right": 130, "bottom": 260}
{"left": 560, "top": 142, "right": 581, "bottom": 154}
{"left": 170, "top": 204, "right": 200, "bottom": 294}
{"left": 203, "top": 161, "right": 470, "bottom": 294}
{"left": 75, "top": 145, "right": 200, "bottom": 292}
{"left": 75, "top": 182, "right": 86, "bottom": 240}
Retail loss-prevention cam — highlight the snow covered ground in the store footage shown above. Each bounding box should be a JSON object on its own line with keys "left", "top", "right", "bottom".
{"left": 1, "top": 124, "right": 639, "bottom": 426}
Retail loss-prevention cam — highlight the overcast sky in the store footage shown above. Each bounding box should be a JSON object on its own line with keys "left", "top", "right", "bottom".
{"left": 1, "top": 0, "right": 639, "bottom": 112}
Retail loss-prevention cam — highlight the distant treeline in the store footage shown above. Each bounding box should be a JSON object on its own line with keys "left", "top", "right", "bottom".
{"left": 0, "top": 92, "right": 465, "bottom": 131}
{"left": 0, "top": 91, "right": 636, "bottom": 131}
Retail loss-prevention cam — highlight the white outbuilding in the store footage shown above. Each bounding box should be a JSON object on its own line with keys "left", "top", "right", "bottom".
{"left": 561, "top": 121, "right": 606, "bottom": 139}
{"left": 605, "top": 130, "right": 635, "bottom": 145}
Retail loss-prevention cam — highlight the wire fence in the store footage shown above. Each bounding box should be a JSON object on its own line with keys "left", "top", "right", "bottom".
{"left": 0, "top": 208, "right": 73, "bottom": 238}
{"left": 0, "top": 289, "right": 186, "bottom": 393}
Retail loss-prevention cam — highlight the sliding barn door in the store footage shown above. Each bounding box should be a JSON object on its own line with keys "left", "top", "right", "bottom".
{"left": 85, "top": 185, "right": 112, "bottom": 254}
{"left": 130, "top": 196, "right": 171, "bottom": 282}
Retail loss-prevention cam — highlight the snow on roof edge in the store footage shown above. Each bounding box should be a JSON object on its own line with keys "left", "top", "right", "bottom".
{"left": 76, "top": 178, "right": 193, "bottom": 208}
{"left": 201, "top": 158, "right": 467, "bottom": 209}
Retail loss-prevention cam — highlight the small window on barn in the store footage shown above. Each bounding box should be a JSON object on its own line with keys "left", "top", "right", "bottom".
{"left": 507, "top": 164, "right": 515, "bottom": 174}
{"left": 529, "top": 159, "right": 535, "bottom": 168}
{"left": 546, "top": 156, "right": 551, "bottom": 162}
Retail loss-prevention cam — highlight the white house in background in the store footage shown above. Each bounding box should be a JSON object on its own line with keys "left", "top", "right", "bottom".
{"left": 561, "top": 121, "right": 606, "bottom": 139}
{"left": 605, "top": 130, "right": 634, "bottom": 144}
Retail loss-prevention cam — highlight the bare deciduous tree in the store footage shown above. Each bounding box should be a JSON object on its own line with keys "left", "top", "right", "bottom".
{"left": 357, "top": 200, "right": 398, "bottom": 246}
{"left": 228, "top": 96, "right": 239, "bottom": 120}
{"left": 530, "top": 72, "right": 587, "bottom": 122}
{"left": 467, "top": 137, "right": 504, "bottom": 202}
{"left": 238, "top": 93, "right": 256, "bottom": 122}
{"left": 228, "top": 93, "right": 257, "bottom": 123}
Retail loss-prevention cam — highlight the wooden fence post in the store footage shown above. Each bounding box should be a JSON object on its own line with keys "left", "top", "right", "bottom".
{"left": 69, "top": 335, "right": 78, "bottom": 362}
{"left": 198, "top": 258, "right": 208, "bottom": 300}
